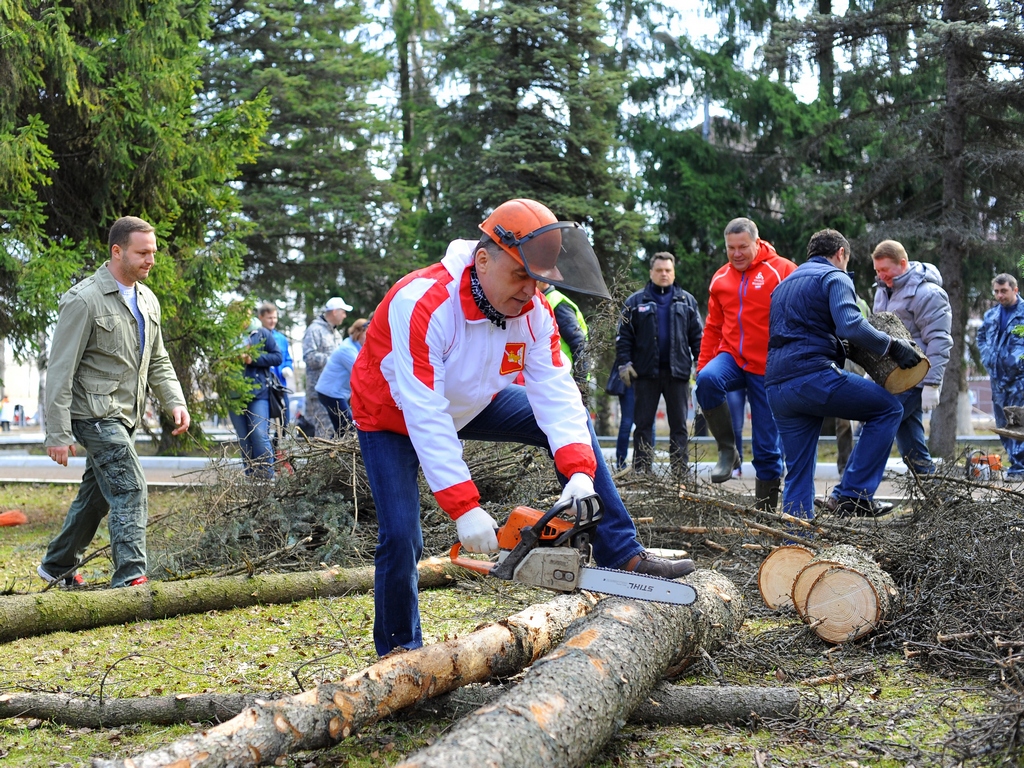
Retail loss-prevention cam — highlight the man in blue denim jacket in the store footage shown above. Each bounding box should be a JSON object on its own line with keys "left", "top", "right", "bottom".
{"left": 978, "top": 274, "right": 1024, "bottom": 478}
{"left": 40, "top": 216, "right": 190, "bottom": 588}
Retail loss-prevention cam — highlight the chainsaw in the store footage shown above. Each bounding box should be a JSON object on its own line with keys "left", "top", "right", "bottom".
{"left": 449, "top": 496, "right": 697, "bottom": 606}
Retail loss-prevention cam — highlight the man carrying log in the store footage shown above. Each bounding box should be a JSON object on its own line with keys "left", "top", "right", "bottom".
{"left": 764, "top": 229, "right": 921, "bottom": 518}
{"left": 695, "top": 218, "right": 796, "bottom": 511}
{"left": 977, "top": 273, "right": 1024, "bottom": 480}
{"left": 349, "top": 198, "right": 694, "bottom": 657}
{"left": 871, "top": 240, "right": 953, "bottom": 474}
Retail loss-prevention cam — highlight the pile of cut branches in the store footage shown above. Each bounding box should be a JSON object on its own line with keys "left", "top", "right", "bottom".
{"left": 152, "top": 432, "right": 561, "bottom": 578}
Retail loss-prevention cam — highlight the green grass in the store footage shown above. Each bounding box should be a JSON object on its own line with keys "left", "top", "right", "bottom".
{"left": 0, "top": 483, "right": 1012, "bottom": 767}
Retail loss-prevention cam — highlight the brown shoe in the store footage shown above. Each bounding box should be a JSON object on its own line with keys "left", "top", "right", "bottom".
{"left": 624, "top": 551, "right": 695, "bottom": 579}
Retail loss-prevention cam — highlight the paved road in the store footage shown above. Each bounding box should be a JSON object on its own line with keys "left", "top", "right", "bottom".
{"left": 0, "top": 451, "right": 914, "bottom": 500}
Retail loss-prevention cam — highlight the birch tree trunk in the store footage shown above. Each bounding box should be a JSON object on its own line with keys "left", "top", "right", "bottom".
{"left": 92, "top": 592, "right": 599, "bottom": 768}
{"left": 396, "top": 570, "right": 745, "bottom": 768}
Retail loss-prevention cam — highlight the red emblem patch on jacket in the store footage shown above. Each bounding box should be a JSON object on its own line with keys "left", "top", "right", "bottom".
{"left": 500, "top": 342, "right": 526, "bottom": 375}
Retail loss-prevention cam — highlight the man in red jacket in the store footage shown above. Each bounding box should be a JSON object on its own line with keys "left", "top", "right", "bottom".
{"left": 350, "top": 198, "right": 695, "bottom": 657}
{"left": 695, "top": 218, "right": 796, "bottom": 510}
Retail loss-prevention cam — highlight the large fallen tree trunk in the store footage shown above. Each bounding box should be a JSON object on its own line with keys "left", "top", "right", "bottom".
{"left": 0, "top": 560, "right": 458, "bottom": 644}
{"left": 415, "top": 681, "right": 799, "bottom": 726}
{"left": 92, "top": 591, "right": 599, "bottom": 768}
{"left": 396, "top": 569, "right": 745, "bottom": 768}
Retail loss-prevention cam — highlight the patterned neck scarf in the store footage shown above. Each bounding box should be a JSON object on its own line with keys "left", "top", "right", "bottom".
{"left": 470, "top": 266, "right": 506, "bottom": 329}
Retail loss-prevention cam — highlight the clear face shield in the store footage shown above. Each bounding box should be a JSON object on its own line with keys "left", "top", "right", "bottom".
{"left": 490, "top": 221, "right": 611, "bottom": 300}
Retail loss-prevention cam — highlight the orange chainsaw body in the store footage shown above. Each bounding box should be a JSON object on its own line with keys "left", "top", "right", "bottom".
{"left": 495, "top": 506, "right": 574, "bottom": 550}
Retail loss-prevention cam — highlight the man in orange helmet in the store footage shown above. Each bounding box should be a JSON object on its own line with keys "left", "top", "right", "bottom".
{"left": 351, "top": 198, "right": 695, "bottom": 657}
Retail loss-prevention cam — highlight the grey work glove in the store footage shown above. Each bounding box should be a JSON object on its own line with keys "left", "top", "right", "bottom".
{"left": 889, "top": 338, "right": 923, "bottom": 370}
{"left": 618, "top": 362, "right": 638, "bottom": 388}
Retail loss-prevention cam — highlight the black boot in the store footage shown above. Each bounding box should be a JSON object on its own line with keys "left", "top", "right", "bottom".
{"left": 702, "top": 403, "right": 738, "bottom": 483}
{"left": 754, "top": 478, "right": 781, "bottom": 512}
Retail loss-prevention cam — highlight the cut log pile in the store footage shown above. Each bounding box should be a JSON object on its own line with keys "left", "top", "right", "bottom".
{"left": 758, "top": 544, "right": 902, "bottom": 643}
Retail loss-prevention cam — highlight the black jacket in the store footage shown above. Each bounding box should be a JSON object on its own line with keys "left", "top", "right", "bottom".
{"left": 615, "top": 283, "right": 703, "bottom": 379}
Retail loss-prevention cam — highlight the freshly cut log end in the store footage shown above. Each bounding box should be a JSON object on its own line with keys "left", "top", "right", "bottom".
{"left": 846, "top": 311, "right": 930, "bottom": 394}
{"left": 804, "top": 564, "right": 899, "bottom": 643}
{"left": 757, "top": 545, "right": 814, "bottom": 610}
{"left": 791, "top": 544, "right": 877, "bottom": 619}
{"left": 792, "top": 561, "right": 835, "bottom": 619}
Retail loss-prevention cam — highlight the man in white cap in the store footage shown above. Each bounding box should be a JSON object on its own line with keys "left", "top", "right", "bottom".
{"left": 302, "top": 296, "right": 351, "bottom": 437}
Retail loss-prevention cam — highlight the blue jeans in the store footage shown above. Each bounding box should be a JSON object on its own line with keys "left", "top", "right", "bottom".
{"left": 696, "top": 353, "right": 783, "bottom": 481}
{"left": 992, "top": 384, "right": 1024, "bottom": 475}
{"left": 767, "top": 365, "right": 903, "bottom": 519}
{"left": 894, "top": 388, "right": 935, "bottom": 474}
{"left": 317, "top": 392, "right": 352, "bottom": 437}
{"left": 41, "top": 418, "right": 149, "bottom": 587}
{"left": 358, "top": 385, "right": 644, "bottom": 656}
{"left": 633, "top": 373, "right": 690, "bottom": 476}
{"left": 615, "top": 387, "right": 635, "bottom": 469}
{"left": 229, "top": 396, "right": 274, "bottom": 479}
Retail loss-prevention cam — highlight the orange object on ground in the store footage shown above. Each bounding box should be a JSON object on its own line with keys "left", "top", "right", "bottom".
{"left": 0, "top": 509, "right": 28, "bottom": 526}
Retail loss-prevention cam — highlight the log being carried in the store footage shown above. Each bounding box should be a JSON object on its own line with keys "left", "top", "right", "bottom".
{"left": 846, "top": 311, "right": 930, "bottom": 394}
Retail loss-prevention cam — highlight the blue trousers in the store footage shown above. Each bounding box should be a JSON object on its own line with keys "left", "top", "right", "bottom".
{"left": 992, "top": 384, "right": 1024, "bottom": 475}
{"left": 358, "top": 385, "right": 644, "bottom": 656}
{"left": 317, "top": 392, "right": 352, "bottom": 438}
{"left": 41, "top": 418, "right": 148, "bottom": 587}
{"left": 696, "top": 353, "right": 783, "bottom": 481}
{"left": 767, "top": 365, "right": 903, "bottom": 519}
{"left": 894, "top": 387, "right": 935, "bottom": 474}
{"left": 229, "top": 396, "right": 274, "bottom": 479}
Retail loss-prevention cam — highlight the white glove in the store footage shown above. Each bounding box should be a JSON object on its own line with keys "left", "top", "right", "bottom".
{"left": 921, "top": 385, "right": 940, "bottom": 412}
{"left": 558, "top": 473, "right": 596, "bottom": 507}
{"left": 455, "top": 507, "right": 499, "bottom": 553}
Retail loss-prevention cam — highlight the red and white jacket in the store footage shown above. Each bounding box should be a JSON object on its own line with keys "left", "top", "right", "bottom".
{"left": 350, "top": 240, "right": 597, "bottom": 520}
{"left": 697, "top": 241, "right": 797, "bottom": 376}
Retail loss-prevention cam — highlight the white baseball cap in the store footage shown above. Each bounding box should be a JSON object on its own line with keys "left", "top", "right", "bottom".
{"left": 324, "top": 296, "right": 353, "bottom": 312}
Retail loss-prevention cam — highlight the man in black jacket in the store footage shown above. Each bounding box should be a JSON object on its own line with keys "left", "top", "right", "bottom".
{"left": 616, "top": 252, "right": 704, "bottom": 478}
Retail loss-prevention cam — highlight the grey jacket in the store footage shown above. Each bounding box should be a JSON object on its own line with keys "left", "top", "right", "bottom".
{"left": 302, "top": 315, "right": 340, "bottom": 391}
{"left": 873, "top": 261, "right": 952, "bottom": 388}
{"left": 45, "top": 263, "right": 186, "bottom": 447}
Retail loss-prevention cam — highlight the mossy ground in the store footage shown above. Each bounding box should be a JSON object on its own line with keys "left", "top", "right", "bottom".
{"left": 0, "top": 483, "right": 1011, "bottom": 767}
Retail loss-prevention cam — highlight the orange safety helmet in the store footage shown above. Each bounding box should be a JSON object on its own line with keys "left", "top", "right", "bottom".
{"left": 478, "top": 198, "right": 611, "bottom": 299}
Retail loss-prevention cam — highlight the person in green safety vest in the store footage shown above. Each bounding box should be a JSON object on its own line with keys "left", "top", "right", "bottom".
{"left": 538, "top": 281, "right": 589, "bottom": 388}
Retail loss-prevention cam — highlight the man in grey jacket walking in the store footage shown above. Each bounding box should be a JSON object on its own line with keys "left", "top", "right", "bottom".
{"left": 872, "top": 240, "right": 953, "bottom": 474}
{"left": 41, "top": 216, "right": 190, "bottom": 588}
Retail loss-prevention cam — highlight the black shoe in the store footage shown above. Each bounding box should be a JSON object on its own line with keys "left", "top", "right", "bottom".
{"left": 624, "top": 551, "right": 696, "bottom": 579}
{"left": 823, "top": 495, "right": 893, "bottom": 518}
